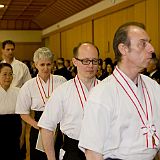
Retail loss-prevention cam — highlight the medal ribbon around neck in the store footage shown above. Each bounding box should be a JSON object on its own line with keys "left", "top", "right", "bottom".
{"left": 36, "top": 75, "right": 53, "bottom": 105}
{"left": 113, "top": 66, "right": 159, "bottom": 148}
{"left": 74, "top": 75, "right": 98, "bottom": 109}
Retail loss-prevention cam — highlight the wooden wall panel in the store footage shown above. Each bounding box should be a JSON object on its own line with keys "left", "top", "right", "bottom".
{"left": 42, "top": 37, "right": 49, "bottom": 48}
{"left": 109, "top": 7, "right": 135, "bottom": 60}
{"left": 81, "top": 21, "right": 92, "bottom": 42}
{"left": 146, "top": 0, "right": 159, "bottom": 55}
{"left": 61, "top": 31, "right": 67, "bottom": 59}
{"left": 14, "top": 42, "right": 41, "bottom": 61}
{"left": 49, "top": 32, "right": 61, "bottom": 60}
{"left": 94, "top": 16, "right": 110, "bottom": 60}
{"left": 61, "top": 21, "right": 92, "bottom": 60}
{"left": 45, "top": 0, "right": 160, "bottom": 59}
{"left": 94, "top": 6, "right": 135, "bottom": 61}
{"left": 134, "top": 0, "right": 146, "bottom": 24}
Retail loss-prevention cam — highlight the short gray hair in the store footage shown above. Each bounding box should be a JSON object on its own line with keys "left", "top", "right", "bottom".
{"left": 33, "top": 47, "right": 54, "bottom": 63}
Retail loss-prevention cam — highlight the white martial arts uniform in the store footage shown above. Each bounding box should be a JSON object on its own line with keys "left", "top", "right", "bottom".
{"left": 38, "top": 76, "right": 99, "bottom": 140}
{"left": 0, "top": 86, "right": 20, "bottom": 114}
{"left": 0, "top": 86, "right": 21, "bottom": 159}
{"left": 15, "top": 74, "right": 66, "bottom": 160}
{"left": 15, "top": 74, "right": 66, "bottom": 113}
{"left": 79, "top": 66, "right": 160, "bottom": 160}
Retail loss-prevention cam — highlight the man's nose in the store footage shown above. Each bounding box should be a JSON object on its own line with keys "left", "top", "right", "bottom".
{"left": 147, "top": 43, "right": 154, "bottom": 54}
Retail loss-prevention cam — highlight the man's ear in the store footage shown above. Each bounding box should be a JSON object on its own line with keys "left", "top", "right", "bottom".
{"left": 118, "top": 43, "right": 129, "bottom": 56}
{"left": 72, "top": 58, "right": 77, "bottom": 67}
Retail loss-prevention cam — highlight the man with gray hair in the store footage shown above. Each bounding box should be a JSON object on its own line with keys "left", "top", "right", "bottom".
{"left": 79, "top": 22, "right": 160, "bottom": 160}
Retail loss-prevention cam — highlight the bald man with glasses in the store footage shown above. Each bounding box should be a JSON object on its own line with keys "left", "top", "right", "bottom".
{"left": 37, "top": 42, "right": 100, "bottom": 160}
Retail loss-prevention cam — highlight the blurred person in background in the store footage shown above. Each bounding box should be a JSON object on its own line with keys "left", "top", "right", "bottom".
{"left": 146, "top": 52, "right": 160, "bottom": 84}
{"left": 54, "top": 57, "right": 73, "bottom": 80}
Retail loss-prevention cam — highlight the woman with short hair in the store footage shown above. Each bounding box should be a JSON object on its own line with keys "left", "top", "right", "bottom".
{"left": 16, "top": 47, "right": 66, "bottom": 160}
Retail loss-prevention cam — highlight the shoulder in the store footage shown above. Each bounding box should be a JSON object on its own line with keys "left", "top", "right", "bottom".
{"left": 54, "top": 78, "right": 74, "bottom": 91}
{"left": 8, "top": 86, "right": 20, "bottom": 95}
{"left": 14, "top": 59, "right": 29, "bottom": 68}
{"left": 141, "top": 74, "right": 156, "bottom": 83}
{"left": 21, "top": 78, "right": 36, "bottom": 88}
{"left": 141, "top": 74, "right": 160, "bottom": 89}
{"left": 52, "top": 74, "right": 67, "bottom": 82}
{"left": 89, "top": 75, "right": 118, "bottom": 102}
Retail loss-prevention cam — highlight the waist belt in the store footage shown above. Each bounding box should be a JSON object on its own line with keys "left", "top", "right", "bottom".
{"left": 62, "top": 134, "right": 79, "bottom": 152}
{"left": 34, "top": 110, "right": 43, "bottom": 121}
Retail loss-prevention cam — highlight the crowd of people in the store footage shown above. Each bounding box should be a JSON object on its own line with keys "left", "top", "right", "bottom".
{"left": 0, "top": 21, "right": 160, "bottom": 160}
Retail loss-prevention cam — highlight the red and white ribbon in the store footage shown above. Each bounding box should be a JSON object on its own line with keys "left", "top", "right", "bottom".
{"left": 113, "top": 66, "right": 159, "bottom": 148}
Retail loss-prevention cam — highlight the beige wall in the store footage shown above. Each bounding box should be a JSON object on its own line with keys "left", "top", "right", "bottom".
{"left": 0, "top": 30, "right": 42, "bottom": 61}
{"left": 0, "top": 30, "right": 42, "bottom": 42}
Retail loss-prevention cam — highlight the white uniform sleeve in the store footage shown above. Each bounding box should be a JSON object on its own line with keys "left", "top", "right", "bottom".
{"left": 22, "top": 64, "right": 32, "bottom": 84}
{"left": 38, "top": 86, "right": 64, "bottom": 131}
{"left": 79, "top": 96, "right": 110, "bottom": 154}
{"left": 15, "top": 82, "right": 32, "bottom": 114}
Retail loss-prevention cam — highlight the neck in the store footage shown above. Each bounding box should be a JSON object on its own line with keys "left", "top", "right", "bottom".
{"left": 38, "top": 74, "right": 50, "bottom": 83}
{"left": 4, "top": 57, "right": 13, "bottom": 64}
{"left": 77, "top": 75, "right": 96, "bottom": 91}
{"left": 1, "top": 85, "right": 10, "bottom": 91}
{"left": 118, "top": 63, "right": 139, "bottom": 84}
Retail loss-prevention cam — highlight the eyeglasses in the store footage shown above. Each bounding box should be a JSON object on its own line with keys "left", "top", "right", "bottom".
{"left": 75, "top": 58, "right": 99, "bottom": 65}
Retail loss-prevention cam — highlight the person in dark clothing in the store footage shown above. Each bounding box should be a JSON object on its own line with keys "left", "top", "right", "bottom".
{"left": 54, "top": 58, "right": 73, "bottom": 80}
{"left": 147, "top": 53, "right": 160, "bottom": 84}
{"left": 99, "top": 58, "right": 114, "bottom": 80}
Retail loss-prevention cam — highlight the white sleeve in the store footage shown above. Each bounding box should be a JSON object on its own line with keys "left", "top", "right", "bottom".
{"left": 15, "top": 82, "right": 32, "bottom": 114}
{"left": 22, "top": 64, "right": 31, "bottom": 84}
{"left": 38, "top": 87, "right": 64, "bottom": 131}
{"left": 79, "top": 99, "right": 110, "bottom": 154}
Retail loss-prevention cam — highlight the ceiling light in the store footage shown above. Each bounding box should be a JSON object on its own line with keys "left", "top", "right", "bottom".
{"left": 0, "top": 4, "right": 4, "bottom": 8}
